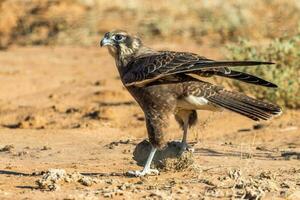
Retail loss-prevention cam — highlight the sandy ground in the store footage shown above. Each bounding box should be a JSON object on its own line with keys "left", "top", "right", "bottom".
{"left": 0, "top": 45, "right": 299, "bottom": 200}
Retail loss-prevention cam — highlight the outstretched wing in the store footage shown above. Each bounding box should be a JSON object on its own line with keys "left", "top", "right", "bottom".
{"left": 123, "top": 51, "right": 274, "bottom": 87}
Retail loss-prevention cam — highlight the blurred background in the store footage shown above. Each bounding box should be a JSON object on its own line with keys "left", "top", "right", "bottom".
{"left": 0, "top": 0, "right": 299, "bottom": 108}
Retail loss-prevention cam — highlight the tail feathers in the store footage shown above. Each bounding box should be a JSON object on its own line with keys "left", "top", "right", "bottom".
{"left": 207, "top": 90, "right": 282, "bottom": 121}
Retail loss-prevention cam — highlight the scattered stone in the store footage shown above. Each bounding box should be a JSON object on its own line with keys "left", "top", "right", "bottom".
{"left": 226, "top": 169, "right": 282, "bottom": 199}
{"left": 198, "top": 178, "right": 216, "bottom": 186}
{"left": 122, "top": 149, "right": 131, "bottom": 154}
{"left": 65, "top": 108, "right": 79, "bottom": 114}
{"left": 41, "top": 146, "right": 52, "bottom": 151}
{"left": 105, "top": 179, "right": 114, "bottom": 185}
{"left": 32, "top": 171, "right": 44, "bottom": 176}
{"left": 50, "top": 105, "right": 57, "bottom": 111}
{"left": 253, "top": 123, "right": 266, "bottom": 130}
{"left": 18, "top": 115, "right": 46, "bottom": 129}
{"left": 280, "top": 182, "right": 290, "bottom": 188}
{"left": 69, "top": 123, "right": 81, "bottom": 129}
{"left": 0, "top": 144, "right": 14, "bottom": 152}
{"left": 243, "top": 186, "right": 265, "bottom": 200}
{"left": 79, "top": 176, "right": 93, "bottom": 186}
{"left": 117, "top": 183, "right": 132, "bottom": 191}
{"left": 258, "top": 171, "right": 273, "bottom": 179}
{"left": 119, "top": 139, "right": 130, "bottom": 144}
{"left": 106, "top": 139, "right": 131, "bottom": 149}
{"left": 228, "top": 169, "right": 242, "bottom": 180}
{"left": 36, "top": 169, "right": 98, "bottom": 191}
{"left": 135, "top": 181, "right": 143, "bottom": 185}
{"left": 48, "top": 94, "right": 57, "bottom": 99}
{"left": 256, "top": 146, "right": 270, "bottom": 151}
{"left": 83, "top": 110, "right": 101, "bottom": 120}
{"left": 103, "top": 192, "right": 113, "bottom": 198}
{"left": 15, "top": 151, "right": 29, "bottom": 156}
{"left": 94, "top": 80, "right": 104, "bottom": 86}
{"left": 36, "top": 169, "right": 67, "bottom": 191}
{"left": 94, "top": 91, "right": 102, "bottom": 95}
{"left": 205, "top": 187, "right": 220, "bottom": 198}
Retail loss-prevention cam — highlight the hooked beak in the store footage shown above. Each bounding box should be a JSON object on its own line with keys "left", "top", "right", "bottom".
{"left": 100, "top": 37, "right": 113, "bottom": 47}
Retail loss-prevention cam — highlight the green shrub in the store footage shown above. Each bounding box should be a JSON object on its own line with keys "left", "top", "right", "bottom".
{"left": 226, "top": 33, "right": 300, "bottom": 109}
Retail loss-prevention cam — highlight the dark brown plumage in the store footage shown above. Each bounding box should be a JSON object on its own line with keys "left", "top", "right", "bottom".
{"left": 100, "top": 30, "right": 282, "bottom": 176}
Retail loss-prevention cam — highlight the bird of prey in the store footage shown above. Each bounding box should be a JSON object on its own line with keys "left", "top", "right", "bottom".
{"left": 100, "top": 30, "right": 282, "bottom": 177}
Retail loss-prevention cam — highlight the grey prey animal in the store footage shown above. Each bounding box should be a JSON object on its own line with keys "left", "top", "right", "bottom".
{"left": 100, "top": 30, "right": 281, "bottom": 177}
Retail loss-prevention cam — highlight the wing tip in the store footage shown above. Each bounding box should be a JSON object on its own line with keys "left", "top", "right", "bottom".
{"left": 273, "top": 107, "right": 283, "bottom": 116}
{"left": 260, "top": 61, "right": 275, "bottom": 65}
{"left": 266, "top": 82, "right": 278, "bottom": 88}
{"left": 247, "top": 61, "right": 275, "bottom": 65}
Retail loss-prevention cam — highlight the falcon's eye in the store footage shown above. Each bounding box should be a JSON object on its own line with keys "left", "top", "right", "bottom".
{"left": 114, "top": 34, "right": 125, "bottom": 42}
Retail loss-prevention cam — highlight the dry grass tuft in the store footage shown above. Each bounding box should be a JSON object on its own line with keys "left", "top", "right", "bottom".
{"left": 226, "top": 32, "right": 300, "bottom": 108}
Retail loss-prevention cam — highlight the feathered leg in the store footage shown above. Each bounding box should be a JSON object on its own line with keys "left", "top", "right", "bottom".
{"left": 127, "top": 108, "right": 170, "bottom": 177}
{"left": 175, "top": 110, "right": 197, "bottom": 154}
{"left": 181, "top": 119, "right": 188, "bottom": 144}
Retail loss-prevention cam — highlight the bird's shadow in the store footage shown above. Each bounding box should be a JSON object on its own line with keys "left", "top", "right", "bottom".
{"left": 0, "top": 170, "right": 37, "bottom": 177}
{"left": 0, "top": 170, "right": 40, "bottom": 190}
{"left": 194, "top": 147, "right": 279, "bottom": 160}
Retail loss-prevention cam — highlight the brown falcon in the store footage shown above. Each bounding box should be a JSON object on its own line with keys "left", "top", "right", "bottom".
{"left": 100, "top": 30, "right": 281, "bottom": 176}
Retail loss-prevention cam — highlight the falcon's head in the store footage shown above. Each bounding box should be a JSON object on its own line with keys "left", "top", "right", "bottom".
{"left": 100, "top": 30, "right": 142, "bottom": 60}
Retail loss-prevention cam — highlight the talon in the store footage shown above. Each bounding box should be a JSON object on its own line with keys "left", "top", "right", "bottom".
{"left": 186, "top": 146, "right": 195, "bottom": 153}
{"left": 126, "top": 169, "right": 159, "bottom": 177}
{"left": 179, "top": 142, "right": 194, "bottom": 155}
{"left": 126, "top": 170, "right": 140, "bottom": 177}
{"left": 148, "top": 169, "right": 159, "bottom": 175}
